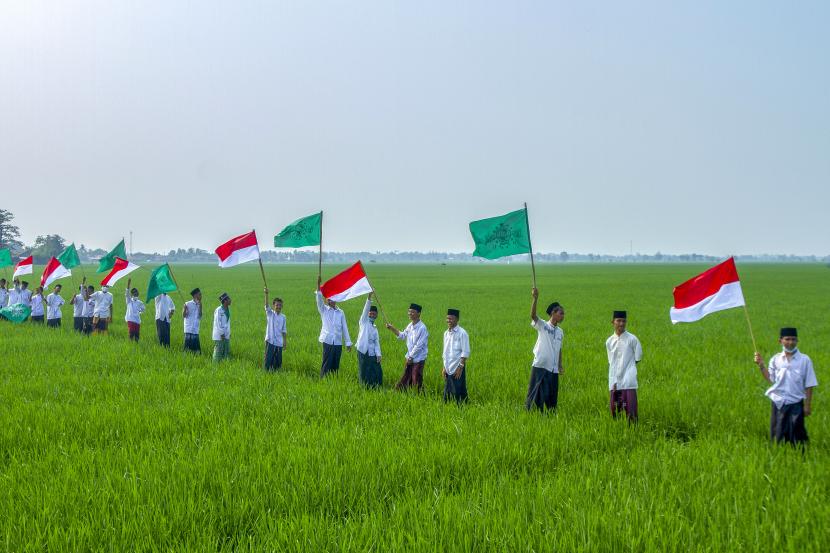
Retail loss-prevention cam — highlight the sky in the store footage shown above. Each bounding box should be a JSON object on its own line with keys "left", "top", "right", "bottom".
{"left": 1, "top": 1, "right": 828, "bottom": 256}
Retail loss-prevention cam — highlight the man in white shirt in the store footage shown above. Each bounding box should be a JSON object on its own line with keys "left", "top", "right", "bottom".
{"left": 526, "top": 287, "right": 565, "bottom": 411}
{"left": 82, "top": 284, "right": 95, "bottom": 335}
{"left": 8, "top": 279, "right": 24, "bottom": 306}
{"left": 87, "top": 285, "right": 114, "bottom": 334}
{"left": 606, "top": 310, "right": 643, "bottom": 422}
{"left": 356, "top": 294, "right": 382, "bottom": 388}
{"left": 442, "top": 308, "right": 470, "bottom": 404}
{"left": 386, "top": 303, "right": 429, "bottom": 392}
{"left": 182, "top": 288, "right": 203, "bottom": 354}
{"left": 212, "top": 292, "right": 232, "bottom": 363}
{"left": 70, "top": 280, "right": 87, "bottom": 332}
{"left": 46, "top": 284, "right": 65, "bottom": 328}
{"left": 315, "top": 277, "right": 352, "bottom": 377}
{"left": 754, "top": 327, "right": 818, "bottom": 445}
{"left": 0, "top": 278, "right": 8, "bottom": 307}
{"left": 264, "top": 287, "right": 287, "bottom": 371}
{"left": 30, "top": 286, "right": 46, "bottom": 324}
{"left": 154, "top": 293, "right": 175, "bottom": 348}
{"left": 20, "top": 281, "right": 32, "bottom": 306}
{"left": 125, "top": 278, "right": 146, "bottom": 341}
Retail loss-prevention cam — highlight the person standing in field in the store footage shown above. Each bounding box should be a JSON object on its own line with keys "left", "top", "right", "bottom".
{"left": 86, "top": 285, "right": 113, "bottom": 334}
{"left": 754, "top": 328, "right": 818, "bottom": 446}
{"left": 124, "top": 278, "right": 146, "bottom": 341}
{"left": 82, "top": 284, "right": 95, "bottom": 335}
{"left": 8, "top": 279, "right": 23, "bottom": 306}
{"left": 315, "top": 277, "right": 352, "bottom": 377}
{"left": 20, "top": 281, "right": 32, "bottom": 306}
{"left": 526, "top": 287, "right": 565, "bottom": 411}
{"left": 386, "top": 303, "right": 429, "bottom": 392}
{"left": 45, "top": 284, "right": 65, "bottom": 328}
{"left": 607, "top": 310, "right": 643, "bottom": 423}
{"left": 69, "top": 279, "right": 87, "bottom": 332}
{"left": 442, "top": 308, "right": 470, "bottom": 404}
{"left": 0, "top": 278, "right": 8, "bottom": 307}
{"left": 154, "top": 292, "right": 175, "bottom": 348}
{"left": 356, "top": 294, "right": 382, "bottom": 388}
{"left": 30, "top": 286, "right": 46, "bottom": 324}
{"left": 182, "top": 288, "right": 203, "bottom": 354}
{"left": 263, "top": 287, "right": 287, "bottom": 372}
{"left": 212, "top": 292, "right": 231, "bottom": 363}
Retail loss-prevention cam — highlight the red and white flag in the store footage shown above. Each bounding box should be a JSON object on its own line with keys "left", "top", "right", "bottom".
{"left": 321, "top": 261, "right": 372, "bottom": 302}
{"left": 100, "top": 257, "right": 140, "bottom": 287}
{"left": 13, "top": 256, "right": 33, "bottom": 279}
{"left": 670, "top": 257, "right": 745, "bottom": 324}
{"left": 215, "top": 231, "right": 261, "bottom": 268}
{"left": 41, "top": 257, "right": 72, "bottom": 288}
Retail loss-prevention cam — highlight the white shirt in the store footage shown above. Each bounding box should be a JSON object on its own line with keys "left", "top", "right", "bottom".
{"left": 30, "top": 294, "right": 45, "bottom": 316}
{"left": 356, "top": 299, "right": 382, "bottom": 357}
{"left": 124, "top": 289, "right": 146, "bottom": 324}
{"left": 71, "top": 290, "right": 86, "bottom": 317}
{"left": 183, "top": 300, "right": 202, "bottom": 334}
{"left": 765, "top": 350, "right": 818, "bottom": 409}
{"left": 0, "top": 287, "right": 8, "bottom": 307}
{"left": 315, "top": 290, "right": 352, "bottom": 346}
{"left": 46, "top": 293, "right": 65, "bottom": 319}
{"left": 90, "top": 290, "right": 113, "bottom": 318}
{"left": 265, "top": 307, "right": 287, "bottom": 346}
{"left": 531, "top": 319, "right": 564, "bottom": 373}
{"left": 443, "top": 325, "right": 470, "bottom": 376}
{"left": 397, "top": 320, "right": 429, "bottom": 362}
{"left": 606, "top": 331, "right": 643, "bottom": 390}
{"left": 82, "top": 296, "right": 95, "bottom": 317}
{"left": 7, "top": 287, "right": 22, "bottom": 305}
{"left": 212, "top": 306, "right": 231, "bottom": 340}
{"left": 21, "top": 289, "right": 32, "bottom": 305}
{"left": 154, "top": 294, "right": 175, "bottom": 322}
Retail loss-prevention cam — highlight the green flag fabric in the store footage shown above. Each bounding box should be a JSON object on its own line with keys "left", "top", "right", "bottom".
{"left": 0, "top": 248, "right": 12, "bottom": 268}
{"left": 0, "top": 303, "right": 32, "bottom": 323}
{"left": 57, "top": 243, "right": 81, "bottom": 269}
{"left": 274, "top": 212, "right": 322, "bottom": 248}
{"left": 97, "top": 240, "right": 127, "bottom": 273}
{"left": 469, "top": 208, "right": 532, "bottom": 260}
{"left": 146, "top": 264, "right": 178, "bottom": 303}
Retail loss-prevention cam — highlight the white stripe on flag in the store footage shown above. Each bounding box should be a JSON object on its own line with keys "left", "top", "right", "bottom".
{"left": 670, "top": 281, "right": 745, "bottom": 324}
{"left": 326, "top": 276, "right": 372, "bottom": 302}
{"left": 217, "top": 245, "right": 260, "bottom": 268}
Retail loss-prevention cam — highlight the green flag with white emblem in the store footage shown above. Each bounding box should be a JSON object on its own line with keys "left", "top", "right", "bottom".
{"left": 274, "top": 212, "right": 322, "bottom": 248}
{"left": 469, "top": 208, "right": 532, "bottom": 260}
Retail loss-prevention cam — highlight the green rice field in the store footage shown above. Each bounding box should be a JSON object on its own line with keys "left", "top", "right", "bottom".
{"left": 0, "top": 263, "right": 827, "bottom": 551}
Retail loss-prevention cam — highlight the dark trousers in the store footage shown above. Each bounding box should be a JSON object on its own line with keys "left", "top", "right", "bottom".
{"left": 31, "top": 315, "right": 44, "bottom": 324}
{"left": 526, "top": 367, "right": 559, "bottom": 411}
{"left": 264, "top": 342, "right": 283, "bottom": 371}
{"left": 47, "top": 318, "right": 61, "bottom": 328}
{"left": 94, "top": 318, "right": 109, "bottom": 333}
{"left": 156, "top": 319, "right": 171, "bottom": 347}
{"left": 443, "top": 369, "right": 468, "bottom": 404}
{"left": 320, "top": 343, "right": 342, "bottom": 377}
{"left": 396, "top": 360, "right": 425, "bottom": 392}
{"left": 357, "top": 351, "right": 383, "bottom": 388}
{"left": 610, "top": 389, "right": 638, "bottom": 422}
{"left": 73, "top": 317, "right": 84, "bottom": 332}
{"left": 770, "top": 401, "right": 808, "bottom": 445}
{"left": 184, "top": 333, "right": 201, "bottom": 354}
{"left": 128, "top": 321, "right": 140, "bottom": 341}
{"left": 83, "top": 317, "right": 94, "bottom": 335}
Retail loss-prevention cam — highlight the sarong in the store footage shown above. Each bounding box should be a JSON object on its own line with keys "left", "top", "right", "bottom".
{"left": 156, "top": 319, "right": 171, "bottom": 347}
{"left": 128, "top": 322, "right": 140, "bottom": 341}
{"left": 213, "top": 339, "right": 230, "bottom": 363}
{"left": 264, "top": 342, "right": 283, "bottom": 371}
{"left": 525, "top": 367, "right": 558, "bottom": 411}
{"left": 610, "top": 389, "right": 638, "bottom": 422}
{"left": 320, "top": 343, "right": 342, "bottom": 377}
{"left": 770, "top": 401, "right": 808, "bottom": 445}
{"left": 357, "top": 351, "right": 383, "bottom": 388}
{"left": 396, "top": 360, "right": 424, "bottom": 392}
{"left": 184, "top": 333, "right": 201, "bottom": 354}
{"left": 443, "top": 369, "right": 468, "bottom": 404}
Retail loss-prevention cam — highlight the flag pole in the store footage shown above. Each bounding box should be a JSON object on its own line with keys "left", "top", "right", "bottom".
{"left": 318, "top": 211, "right": 323, "bottom": 283}
{"left": 360, "top": 261, "right": 389, "bottom": 325}
{"left": 257, "top": 257, "right": 269, "bottom": 289}
{"left": 523, "top": 202, "right": 537, "bottom": 289}
{"left": 743, "top": 305, "right": 758, "bottom": 353}
{"left": 164, "top": 263, "right": 187, "bottom": 305}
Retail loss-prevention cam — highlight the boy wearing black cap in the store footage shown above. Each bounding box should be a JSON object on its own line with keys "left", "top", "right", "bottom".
{"left": 212, "top": 293, "right": 232, "bottom": 363}
{"left": 183, "top": 288, "right": 203, "bottom": 353}
{"left": 442, "top": 308, "right": 470, "bottom": 404}
{"left": 124, "top": 278, "right": 146, "bottom": 341}
{"left": 356, "top": 294, "right": 382, "bottom": 387}
{"left": 386, "top": 303, "right": 429, "bottom": 392}
{"left": 263, "top": 287, "right": 287, "bottom": 371}
{"left": 754, "top": 328, "right": 818, "bottom": 445}
{"left": 606, "top": 310, "right": 642, "bottom": 422}
{"left": 526, "top": 287, "right": 565, "bottom": 411}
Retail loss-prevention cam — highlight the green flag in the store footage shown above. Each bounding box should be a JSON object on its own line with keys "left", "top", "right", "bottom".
{"left": 57, "top": 243, "right": 81, "bottom": 269}
{"left": 274, "top": 212, "right": 322, "bottom": 248}
{"left": 146, "top": 264, "right": 178, "bottom": 303}
{"left": 97, "top": 239, "right": 127, "bottom": 273}
{"left": 0, "top": 248, "right": 12, "bottom": 268}
{"left": 0, "top": 303, "right": 32, "bottom": 323}
{"left": 469, "top": 208, "right": 532, "bottom": 260}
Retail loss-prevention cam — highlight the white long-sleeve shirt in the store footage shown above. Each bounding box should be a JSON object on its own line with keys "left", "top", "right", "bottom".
{"left": 30, "top": 294, "right": 45, "bottom": 316}
{"left": 765, "top": 350, "right": 818, "bottom": 409}
{"left": 531, "top": 319, "right": 563, "bottom": 373}
{"left": 46, "top": 293, "right": 65, "bottom": 320}
{"left": 8, "top": 287, "right": 22, "bottom": 305}
{"left": 265, "top": 307, "right": 287, "bottom": 346}
{"left": 212, "top": 306, "right": 231, "bottom": 340}
{"left": 21, "top": 289, "right": 32, "bottom": 305}
{"left": 183, "top": 300, "right": 202, "bottom": 334}
{"left": 125, "top": 289, "right": 146, "bottom": 324}
{"left": 89, "top": 290, "right": 113, "bottom": 318}
{"left": 154, "top": 294, "right": 175, "bottom": 322}
{"left": 71, "top": 289, "right": 85, "bottom": 317}
{"left": 356, "top": 298, "right": 381, "bottom": 357}
{"left": 397, "top": 320, "right": 429, "bottom": 362}
{"left": 0, "top": 287, "right": 8, "bottom": 307}
{"left": 315, "top": 290, "right": 351, "bottom": 346}
{"left": 442, "top": 325, "right": 470, "bottom": 375}
{"left": 606, "top": 331, "right": 643, "bottom": 390}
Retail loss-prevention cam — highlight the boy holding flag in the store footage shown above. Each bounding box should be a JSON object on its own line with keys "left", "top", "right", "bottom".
{"left": 263, "top": 287, "right": 287, "bottom": 371}
{"left": 45, "top": 284, "right": 65, "bottom": 328}
{"left": 125, "top": 278, "right": 146, "bottom": 341}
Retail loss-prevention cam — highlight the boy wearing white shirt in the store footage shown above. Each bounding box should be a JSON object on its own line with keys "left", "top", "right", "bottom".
{"left": 125, "top": 278, "right": 146, "bottom": 341}
{"left": 70, "top": 280, "right": 87, "bottom": 332}
{"left": 154, "top": 293, "right": 175, "bottom": 348}
{"left": 606, "top": 310, "right": 643, "bottom": 422}
{"left": 30, "top": 286, "right": 45, "bottom": 324}
{"left": 263, "top": 287, "right": 287, "bottom": 371}
{"left": 356, "top": 294, "right": 382, "bottom": 388}
{"left": 0, "top": 279, "right": 8, "bottom": 307}
{"left": 315, "top": 277, "right": 352, "bottom": 377}
{"left": 9, "top": 279, "right": 23, "bottom": 305}
{"left": 82, "top": 284, "right": 95, "bottom": 335}
{"left": 182, "top": 288, "right": 203, "bottom": 354}
{"left": 526, "top": 287, "right": 565, "bottom": 411}
{"left": 20, "top": 281, "right": 32, "bottom": 306}
{"left": 46, "top": 284, "right": 65, "bottom": 328}
{"left": 442, "top": 308, "right": 470, "bottom": 404}
{"left": 754, "top": 327, "right": 818, "bottom": 445}
{"left": 212, "top": 292, "right": 232, "bottom": 363}
{"left": 386, "top": 303, "right": 429, "bottom": 392}
{"left": 87, "top": 285, "right": 114, "bottom": 334}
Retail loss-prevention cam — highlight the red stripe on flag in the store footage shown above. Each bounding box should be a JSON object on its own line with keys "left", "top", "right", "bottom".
{"left": 41, "top": 257, "right": 61, "bottom": 287}
{"left": 14, "top": 256, "right": 32, "bottom": 270}
{"left": 215, "top": 231, "right": 258, "bottom": 261}
{"left": 111, "top": 257, "right": 129, "bottom": 272}
{"left": 321, "top": 261, "right": 368, "bottom": 298}
{"left": 672, "top": 257, "right": 741, "bottom": 309}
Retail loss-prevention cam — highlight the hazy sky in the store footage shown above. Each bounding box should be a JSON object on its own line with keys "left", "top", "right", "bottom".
{"left": 1, "top": 1, "right": 828, "bottom": 255}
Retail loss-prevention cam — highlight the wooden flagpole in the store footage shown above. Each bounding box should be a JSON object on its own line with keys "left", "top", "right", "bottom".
{"left": 360, "top": 261, "right": 389, "bottom": 325}
{"left": 743, "top": 305, "right": 758, "bottom": 353}
{"left": 524, "top": 202, "right": 537, "bottom": 289}
{"left": 318, "top": 211, "right": 323, "bottom": 283}
{"left": 161, "top": 263, "right": 187, "bottom": 305}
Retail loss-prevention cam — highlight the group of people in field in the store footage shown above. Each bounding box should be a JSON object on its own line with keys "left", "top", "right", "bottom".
{"left": 0, "top": 275, "right": 817, "bottom": 445}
